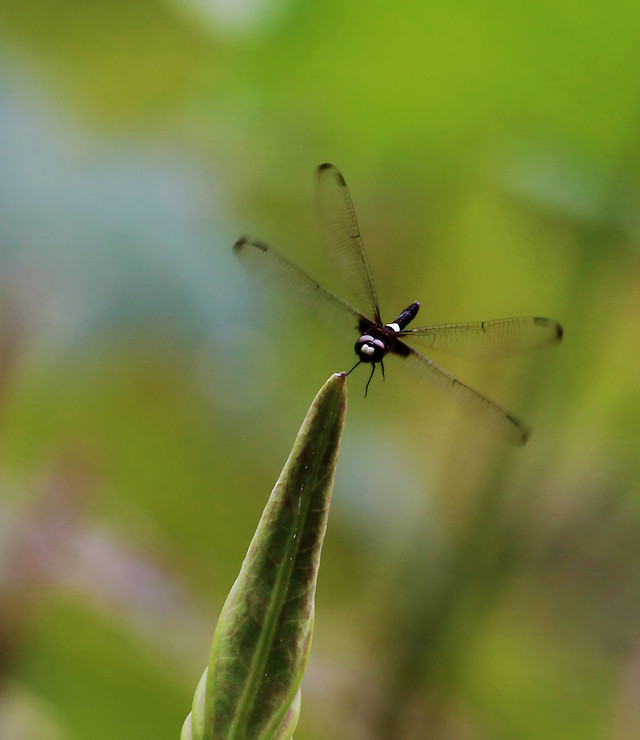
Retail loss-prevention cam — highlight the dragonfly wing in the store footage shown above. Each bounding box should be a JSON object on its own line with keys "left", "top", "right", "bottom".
{"left": 317, "top": 163, "right": 382, "bottom": 323}
{"left": 398, "top": 317, "right": 563, "bottom": 358}
{"left": 395, "top": 343, "right": 531, "bottom": 445}
{"left": 233, "top": 237, "right": 367, "bottom": 343}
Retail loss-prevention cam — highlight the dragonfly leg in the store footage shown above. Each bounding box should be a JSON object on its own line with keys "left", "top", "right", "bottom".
{"left": 364, "top": 363, "right": 376, "bottom": 397}
{"left": 380, "top": 358, "right": 386, "bottom": 382}
{"left": 346, "top": 360, "right": 361, "bottom": 377}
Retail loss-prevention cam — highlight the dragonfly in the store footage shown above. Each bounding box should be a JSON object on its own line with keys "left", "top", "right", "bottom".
{"left": 234, "top": 163, "right": 563, "bottom": 445}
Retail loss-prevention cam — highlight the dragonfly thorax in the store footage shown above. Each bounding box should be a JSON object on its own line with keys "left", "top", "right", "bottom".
{"left": 354, "top": 302, "right": 420, "bottom": 364}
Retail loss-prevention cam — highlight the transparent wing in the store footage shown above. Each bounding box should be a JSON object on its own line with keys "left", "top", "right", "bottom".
{"left": 396, "top": 343, "right": 531, "bottom": 445}
{"left": 317, "top": 163, "right": 382, "bottom": 323}
{"left": 233, "top": 237, "right": 366, "bottom": 342}
{"left": 398, "top": 317, "right": 563, "bottom": 358}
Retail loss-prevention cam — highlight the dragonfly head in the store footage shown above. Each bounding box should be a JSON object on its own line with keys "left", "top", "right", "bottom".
{"left": 355, "top": 334, "right": 386, "bottom": 364}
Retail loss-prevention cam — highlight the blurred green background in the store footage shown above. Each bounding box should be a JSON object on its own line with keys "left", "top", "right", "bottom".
{"left": 1, "top": 1, "right": 639, "bottom": 738}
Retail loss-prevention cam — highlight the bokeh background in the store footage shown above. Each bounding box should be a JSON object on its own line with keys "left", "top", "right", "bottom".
{"left": 1, "top": 1, "right": 640, "bottom": 738}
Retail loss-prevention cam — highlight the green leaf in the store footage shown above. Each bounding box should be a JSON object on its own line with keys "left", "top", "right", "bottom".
{"left": 190, "top": 372, "right": 346, "bottom": 740}
{"left": 271, "top": 688, "right": 301, "bottom": 740}
{"left": 181, "top": 668, "right": 207, "bottom": 740}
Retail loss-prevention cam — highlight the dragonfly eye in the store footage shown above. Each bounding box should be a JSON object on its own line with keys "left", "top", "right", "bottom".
{"left": 355, "top": 335, "right": 385, "bottom": 363}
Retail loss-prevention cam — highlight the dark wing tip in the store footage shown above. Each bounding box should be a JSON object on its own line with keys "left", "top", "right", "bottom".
{"left": 233, "top": 236, "right": 267, "bottom": 254}
{"left": 533, "top": 316, "right": 564, "bottom": 342}
{"left": 507, "top": 414, "right": 532, "bottom": 446}
{"left": 317, "top": 162, "right": 346, "bottom": 186}
{"left": 233, "top": 236, "right": 249, "bottom": 252}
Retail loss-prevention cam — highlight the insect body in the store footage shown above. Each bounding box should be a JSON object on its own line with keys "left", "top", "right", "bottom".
{"left": 234, "top": 164, "right": 563, "bottom": 444}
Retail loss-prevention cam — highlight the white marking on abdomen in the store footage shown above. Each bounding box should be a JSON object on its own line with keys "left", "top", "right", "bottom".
{"left": 385, "top": 322, "right": 401, "bottom": 333}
